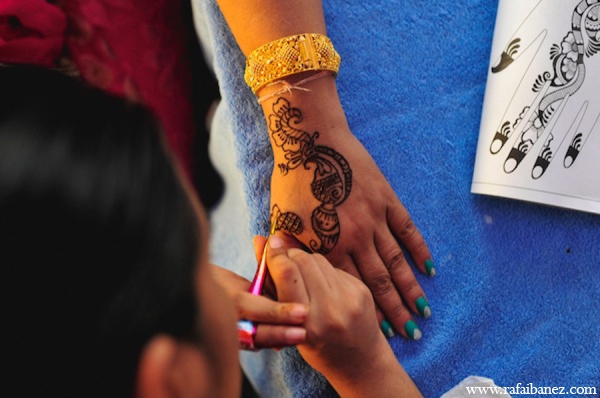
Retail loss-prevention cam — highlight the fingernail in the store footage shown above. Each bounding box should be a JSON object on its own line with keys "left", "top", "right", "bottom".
{"left": 404, "top": 320, "right": 422, "bottom": 340}
{"left": 416, "top": 296, "right": 431, "bottom": 318}
{"left": 289, "top": 304, "right": 307, "bottom": 321}
{"left": 380, "top": 319, "right": 395, "bottom": 338}
{"left": 285, "top": 327, "right": 306, "bottom": 344}
{"left": 424, "top": 259, "right": 436, "bottom": 277}
{"left": 269, "top": 235, "right": 283, "bottom": 249}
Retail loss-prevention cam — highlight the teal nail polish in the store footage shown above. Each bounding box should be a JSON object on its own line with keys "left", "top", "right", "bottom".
{"left": 416, "top": 296, "right": 431, "bottom": 318}
{"left": 404, "top": 320, "right": 422, "bottom": 340}
{"left": 380, "top": 319, "right": 395, "bottom": 338}
{"left": 424, "top": 259, "right": 436, "bottom": 277}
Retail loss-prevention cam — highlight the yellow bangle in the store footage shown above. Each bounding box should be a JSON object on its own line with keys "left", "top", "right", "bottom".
{"left": 244, "top": 33, "right": 341, "bottom": 95}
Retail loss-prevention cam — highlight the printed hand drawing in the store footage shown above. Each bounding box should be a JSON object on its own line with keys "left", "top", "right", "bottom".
{"left": 472, "top": 0, "right": 600, "bottom": 214}
{"left": 490, "top": 0, "right": 600, "bottom": 176}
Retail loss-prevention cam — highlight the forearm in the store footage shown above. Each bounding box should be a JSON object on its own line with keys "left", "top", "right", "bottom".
{"left": 216, "top": 0, "right": 326, "bottom": 55}
{"left": 321, "top": 338, "right": 422, "bottom": 398}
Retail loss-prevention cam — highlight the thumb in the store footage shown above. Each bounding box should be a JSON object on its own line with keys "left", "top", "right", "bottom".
{"left": 273, "top": 231, "right": 307, "bottom": 251}
{"left": 253, "top": 231, "right": 304, "bottom": 262}
{"left": 266, "top": 233, "right": 288, "bottom": 259}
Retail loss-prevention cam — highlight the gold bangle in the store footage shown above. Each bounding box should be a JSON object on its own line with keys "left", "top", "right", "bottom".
{"left": 244, "top": 33, "right": 341, "bottom": 95}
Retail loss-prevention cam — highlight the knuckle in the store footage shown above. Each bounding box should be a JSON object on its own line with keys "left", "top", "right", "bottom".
{"left": 349, "top": 277, "right": 372, "bottom": 301}
{"left": 367, "top": 273, "right": 394, "bottom": 297}
{"left": 358, "top": 282, "right": 370, "bottom": 296}
{"left": 306, "top": 314, "right": 346, "bottom": 342}
{"left": 324, "top": 313, "right": 347, "bottom": 334}
{"left": 348, "top": 298, "right": 366, "bottom": 319}
{"left": 271, "top": 304, "right": 285, "bottom": 320}
{"left": 275, "top": 262, "right": 298, "bottom": 282}
{"left": 388, "top": 303, "right": 409, "bottom": 322}
{"left": 399, "top": 278, "right": 420, "bottom": 294}
{"left": 255, "top": 326, "right": 281, "bottom": 348}
{"left": 271, "top": 326, "right": 287, "bottom": 343}
{"left": 358, "top": 283, "right": 374, "bottom": 304}
{"left": 288, "top": 248, "right": 310, "bottom": 262}
{"left": 413, "top": 241, "right": 429, "bottom": 257}
{"left": 305, "top": 322, "right": 324, "bottom": 342}
{"left": 237, "top": 306, "right": 252, "bottom": 320}
{"left": 311, "top": 253, "right": 328, "bottom": 264}
{"left": 232, "top": 292, "right": 247, "bottom": 313}
{"left": 383, "top": 249, "right": 406, "bottom": 272}
{"left": 397, "top": 218, "right": 417, "bottom": 240}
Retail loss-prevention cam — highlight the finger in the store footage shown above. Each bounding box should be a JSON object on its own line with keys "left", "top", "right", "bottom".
{"left": 369, "top": 302, "right": 394, "bottom": 338}
{"left": 234, "top": 292, "right": 307, "bottom": 325}
{"left": 253, "top": 233, "right": 305, "bottom": 261}
{"left": 258, "top": 232, "right": 309, "bottom": 298}
{"left": 291, "top": 250, "right": 331, "bottom": 294}
{"left": 254, "top": 325, "right": 307, "bottom": 349}
{"left": 267, "top": 234, "right": 309, "bottom": 305}
{"left": 276, "top": 232, "right": 307, "bottom": 251}
{"left": 377, "top": 318, "right": 396, "bottom": 339}
{"left": 352, "top": 248, "right": 422, "bottom": 341}
{"left": 327, "top": 252, "right": 362, "bottom": 281}
{"left": 289, "top": 251, "right": 331, "bottom": 342}
{"left": 329, "top": 253, "right": 396, "bottom": 337}
{"left": 317, "top": 255, "right": 366, "bottom": 295}
{"left": 387, "top": 202, "right": 435, "bottom": 277}
{"left": 256, "top": 234, "right": 305, "bottom": 299}
{"left": 375, "top": 230, "right": 432, "bottom": 319}
{"left": 253, "top": 235, "right": 267, "bottom": 262}
{"left": 210, "top": 264, "right": 250, "bottom": 294}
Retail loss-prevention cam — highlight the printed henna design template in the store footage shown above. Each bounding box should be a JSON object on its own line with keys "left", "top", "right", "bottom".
{"left": 489, "top": 1, "right": 600, "bottom": 177}
{"left": 531, "top": 95, "right": 571, "bottom": 179}
{"left": 268, "top": 98, "right": 352, "bottom": 254}
{"left": 564, "top": 111, "right": 600, "bottom": 168}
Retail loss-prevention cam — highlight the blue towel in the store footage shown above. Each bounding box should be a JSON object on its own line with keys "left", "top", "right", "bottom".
{"left": 193, "top": 1, "right": 600, "bottom": 396}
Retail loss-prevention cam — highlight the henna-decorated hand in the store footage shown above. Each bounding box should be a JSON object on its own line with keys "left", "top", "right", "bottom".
{"left": 260, "top": 74, "right": 434, "bottom": 340}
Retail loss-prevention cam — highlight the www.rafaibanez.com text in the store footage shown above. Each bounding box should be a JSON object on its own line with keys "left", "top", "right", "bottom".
{"left": 466, "top": 383, "right": 597, "bottom": 395}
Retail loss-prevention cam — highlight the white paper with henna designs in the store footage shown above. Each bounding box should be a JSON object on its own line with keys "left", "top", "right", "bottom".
{"left": 472, "top": 0, "right": 600, "bottom": 214}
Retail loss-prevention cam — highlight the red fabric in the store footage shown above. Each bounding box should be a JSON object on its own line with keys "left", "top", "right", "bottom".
{"left": 58, "top": 0, "right": 196, "bottom": 176}
{"left": 0, "top": 0, "right": 66, "bottom": 67}
{"left": 0, "top": 0, "right": 196, "bottom": 176}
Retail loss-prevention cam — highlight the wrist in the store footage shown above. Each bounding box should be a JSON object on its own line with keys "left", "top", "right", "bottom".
{"left": 260, "top": 76, "right": 350, "bottom": 146}
{"left": 320, "top": 337, "right": 415, "bottom": 398}
{"left": 245, "top": 33, "right": 340, "bottom": 94}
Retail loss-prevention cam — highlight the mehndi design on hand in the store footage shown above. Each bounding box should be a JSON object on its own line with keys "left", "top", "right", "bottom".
{"left": 271, "top": 205, "right": 304, "bottom": 236}
{"left": 268, "top": 98, "right": 352, "bottom": 254}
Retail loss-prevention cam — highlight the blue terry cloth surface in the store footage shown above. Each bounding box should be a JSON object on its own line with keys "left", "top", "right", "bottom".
{"left": 192, "top": 1, "right": 600, "bottom": 397}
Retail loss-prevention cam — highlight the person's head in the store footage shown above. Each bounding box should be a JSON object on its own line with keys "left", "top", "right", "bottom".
{"left": 0, "top": 67, "right": 239, "bottom": 398}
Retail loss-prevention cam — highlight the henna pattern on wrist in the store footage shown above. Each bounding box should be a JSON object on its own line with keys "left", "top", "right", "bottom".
{"left": 268, "top": 98, "right": 352, "bottom": 254}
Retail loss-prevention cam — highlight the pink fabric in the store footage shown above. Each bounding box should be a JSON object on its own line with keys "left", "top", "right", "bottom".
{"left": 0, "top": 0, "right": 66, "bottom": 67}
{"left": 61, "top": 0, "right": 196, "bottom": 176}
{"left": 0, "top": 0, "right": 197, "bottom": 177}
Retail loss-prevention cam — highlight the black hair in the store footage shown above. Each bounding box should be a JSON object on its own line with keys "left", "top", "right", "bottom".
{"left": 0, "top": 67, "right": 201, "bottom": 397}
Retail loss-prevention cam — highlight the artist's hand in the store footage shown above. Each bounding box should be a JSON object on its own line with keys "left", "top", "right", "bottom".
{"left": 210, "top": 264, "right": 307, "bottom": 349}
{"left": 263, "top": 233, "right": 422, "bottom": 397}
{"left": 261, "top": 75, "right": 434, "bottom": 340}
